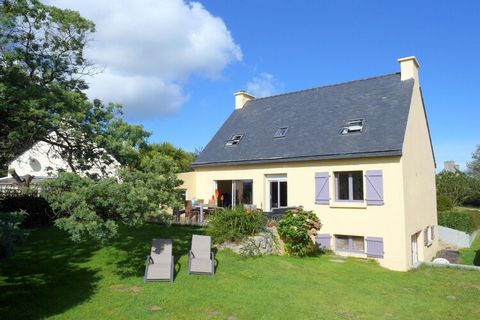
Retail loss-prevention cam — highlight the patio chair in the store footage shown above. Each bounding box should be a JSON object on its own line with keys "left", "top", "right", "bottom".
{"left": 188, "top": 234, "right": 215, "bottom": 277}
{"left": 184, "top": 200, "right": 199, "bottom": 223}
{"left": 144, "top": 239, "right": 174, "bottom": 283}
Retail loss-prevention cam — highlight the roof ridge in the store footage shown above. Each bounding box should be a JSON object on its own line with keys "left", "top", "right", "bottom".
{"left": 250, "top": 72, "right": 401, "bottom": 102}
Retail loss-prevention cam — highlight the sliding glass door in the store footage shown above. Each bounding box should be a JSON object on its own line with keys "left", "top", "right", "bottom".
{"left": 215, "top": 180, "right": 253, "bottom": 208}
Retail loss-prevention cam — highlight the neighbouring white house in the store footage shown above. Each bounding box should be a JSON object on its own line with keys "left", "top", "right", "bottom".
{"left": 1, "top": 132, "right": 119, "bottom": 187}
{"left": 179, "top": 56, "right": 438, "bottom": 271}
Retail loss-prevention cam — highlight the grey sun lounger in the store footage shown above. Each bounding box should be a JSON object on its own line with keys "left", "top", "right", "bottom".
{"left": 144, "top": 239, "right": 174, "bottom": 283}
{"left": 188, "top": 234, "right": 215, "bottom": 276}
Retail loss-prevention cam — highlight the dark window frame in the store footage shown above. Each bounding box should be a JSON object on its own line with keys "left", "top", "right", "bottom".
{"left": 335, "top": 171, "right": 364, "bottom": 202}
{"left": 225, "top": 133, "right": 244, "bottom": 146}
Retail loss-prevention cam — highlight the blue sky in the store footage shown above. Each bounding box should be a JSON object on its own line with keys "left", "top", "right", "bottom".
{"left": 51, "top": 0, "right": 480, "bottom": 170}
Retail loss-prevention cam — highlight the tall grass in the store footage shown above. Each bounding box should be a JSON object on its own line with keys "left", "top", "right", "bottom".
{"left": 206, "top": 207, "right": 265, "bottom": 243}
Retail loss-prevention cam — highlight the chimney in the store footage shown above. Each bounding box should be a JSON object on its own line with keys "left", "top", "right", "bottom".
{"left": 398, "top": 56, "right": 420, "bottom": 83}
{"left": 234, "top": 91, "right": 255, "bottom": 109}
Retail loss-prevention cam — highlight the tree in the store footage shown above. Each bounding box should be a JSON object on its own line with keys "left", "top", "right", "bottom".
{"left": 467, "top": 144, "right": 480, "bottom": 181}
{"left": 0, "top": 0, "right": 150, "bottom": 174}
{"left": 140, "top": 143, "right": 195, "bottom": 172}
{"left": 436, "top": 170, "right": 476, "bottom": 206}
{"left": 2, "top": 1, "right": 181, "bottom": 242}
{"left": 41, "top": 153, "right": 182, "bottom": 242}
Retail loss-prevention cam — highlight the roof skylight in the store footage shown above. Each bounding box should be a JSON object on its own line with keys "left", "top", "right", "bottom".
{"left": 225, "top": 134, "right": 243, "bottom": 146}
{"left": 274, "top": 127, "right": 289, "bottom": 138}
{"left": 341, "top": 119, "right": 364, "bottom": 135}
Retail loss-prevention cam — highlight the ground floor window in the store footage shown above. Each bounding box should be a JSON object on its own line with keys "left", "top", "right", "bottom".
{"left": 335, "top": 235, "right": 365, "bottom": 252}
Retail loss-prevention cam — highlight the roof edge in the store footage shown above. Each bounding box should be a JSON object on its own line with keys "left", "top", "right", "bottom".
{"left": 192, "top": 149, "right": 402, "bottom": 167}
{"left": 249, "top": 73, "right": 401, "bottom": 103}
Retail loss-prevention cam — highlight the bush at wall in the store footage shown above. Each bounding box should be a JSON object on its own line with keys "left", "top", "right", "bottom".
{"left": 0, "top": 211, "right": 27, "bottom": 258}
{"left": 437, "top": 194, "right": 454, "bottom": 212}
{"left": 277, "top": 207, "right": 322, "bottom": 256}
{"left": 0, "top": 193, "right": 54, "bottom": 227}
{"left": 207, "top": 207, "right": 265, "bottom": 244}
{"left": 437, "top": 210, "right": 479, "bottom": 233}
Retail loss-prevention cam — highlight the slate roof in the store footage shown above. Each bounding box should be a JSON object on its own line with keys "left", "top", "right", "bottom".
{"left": 192, "top": 73, "right": 414, "bottom": 167}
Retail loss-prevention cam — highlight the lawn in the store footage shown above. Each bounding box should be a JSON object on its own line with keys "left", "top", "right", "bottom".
{"left": 460, "top": 235, "right": 480, "bottom": 266}
{"left": 1, "top": 225, "right": 479, "bottom": 320}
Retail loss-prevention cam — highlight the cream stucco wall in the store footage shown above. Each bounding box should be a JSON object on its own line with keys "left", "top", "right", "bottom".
{"left": 178, "top": 171, "right": 197, "bottom": 200}
{"left": 401, "top": 79, "right": 438, "bottom": 269}
{"left": 182, "top": 156, "right": 414, "bottom": 271}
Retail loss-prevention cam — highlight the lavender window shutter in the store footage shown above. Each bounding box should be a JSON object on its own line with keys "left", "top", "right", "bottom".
{"left": 366, "top": 237, "right": 384, "bottom": 258}
{"left": 365, "top": 170, "right": 384, "bottom": 205}
{"left": 423, "top": 228, "right": 429, "bottom": 246}
{"left": 315, "top": 172, "right": 330, "bottom": 205}
{"left": 431, "top": 225, "right": 435, "bottom": 240}
{"left": 315, "top": 234, "right": 331, "bottom": 250}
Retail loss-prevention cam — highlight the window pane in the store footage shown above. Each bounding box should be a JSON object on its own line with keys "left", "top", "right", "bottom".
{"left": 336, "top": 236, "right": 349, "bottom": 250}
{"left": 242, "top": 181, "right": 253, "bottom": 205}
{"left": 337, "top": 173, "right": 349, "bottom": 200}
{"left": 271, "top": 181, "right": 278, "bottom": 209}
{"left": 280, "top": 181, "right": 288, "bottom": 207}
{"left": 351, "top": 236, "right": 365, "bottom": 251}
{"left": 352, "top": 172, "right": 364, "bottom": 200}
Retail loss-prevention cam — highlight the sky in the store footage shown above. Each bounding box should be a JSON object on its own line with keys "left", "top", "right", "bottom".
{"left": 46, "top": 0, "right": 480, "bottom": 170}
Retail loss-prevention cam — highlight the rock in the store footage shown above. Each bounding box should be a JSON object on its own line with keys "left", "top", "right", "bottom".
{"left": 217, "top": 228, "right": 282, "bottom": 256}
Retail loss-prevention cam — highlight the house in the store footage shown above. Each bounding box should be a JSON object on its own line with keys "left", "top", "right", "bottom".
{"left": 179, "top": 56, "right": 438, "bottom": 271}
{"left": 443, "top": 160, "right": 460, "bottom": 172}
{"left": 2, "top": 132, "right": 119, "bottom": 186}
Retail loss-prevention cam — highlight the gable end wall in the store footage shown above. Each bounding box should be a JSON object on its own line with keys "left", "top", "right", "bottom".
{"left": 401, "top": 80, "right": 438, "bottom": 269}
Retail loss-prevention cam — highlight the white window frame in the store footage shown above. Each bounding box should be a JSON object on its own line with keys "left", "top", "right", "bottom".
{"left": 265, "top": 174, "right": 287, "bottom": 212}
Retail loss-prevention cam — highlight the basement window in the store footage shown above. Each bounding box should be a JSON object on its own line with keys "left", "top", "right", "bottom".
{"left": 341, "top": 119, "right": 364, "bottom": 135}
{"left": 274, "top": 127, "right": 288, "bottom": 138}
{"left": 225, "top": 134, "right": 243, "bottom": 146}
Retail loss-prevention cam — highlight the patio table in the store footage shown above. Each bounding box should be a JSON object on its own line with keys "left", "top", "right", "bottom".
{"left": 194, "top": 204, "right": 224, "bottom": 224}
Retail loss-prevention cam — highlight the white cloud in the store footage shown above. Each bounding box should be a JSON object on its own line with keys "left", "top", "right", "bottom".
{"left": 246, "top": 73, "right": 281, "bottom": 98}
{"left": 46, "top": 0, "right": 242, "bottom": 118}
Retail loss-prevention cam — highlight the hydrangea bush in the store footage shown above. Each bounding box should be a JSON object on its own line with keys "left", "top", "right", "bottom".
{"left": 277, "top": 207, "right": 322, "bottom": 256}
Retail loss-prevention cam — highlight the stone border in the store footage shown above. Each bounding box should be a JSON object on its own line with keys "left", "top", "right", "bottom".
{"left": 423, "top": 262, "right": 480, "bottom": 271}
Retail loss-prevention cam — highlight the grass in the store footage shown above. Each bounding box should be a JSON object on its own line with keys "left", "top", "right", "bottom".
{"left": 1, "top": 225, "right": 479, "bottom": 320}
{"left": 460, "top": 235, "right": 480, "bottom": 266}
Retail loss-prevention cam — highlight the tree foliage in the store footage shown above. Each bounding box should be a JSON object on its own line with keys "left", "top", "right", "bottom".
{"left": 0, "top": 210, "right": 26, "bottom": 258}
{"left": 0, "top": 0, "right": 150, "bottom": 173}
{"left": 41, "top": 154, "right": 183, "bottom": 242}
{"left": 436, "top": 170, "right": 476, "bottom": 206}
{"left": 1, "top": 1, "right": 185, "bottom": 242}
{"left": 140, "top": 142, "right": 195, "bottom": 172}
{"left": 467, "top": 144, "right": 480, "bottom": 182}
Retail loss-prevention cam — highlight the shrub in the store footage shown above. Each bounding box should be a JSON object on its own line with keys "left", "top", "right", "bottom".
{"left": 0, "top": 211, "right": 27, "bottom": 258}
{"left": 277, "top": 207, "right": 322, "bottom": 256}
{"left": 437, "top": 194, "right": 454, "bottom": 212}
{"left": 438, "top": 210, "right": 480, "bottom": 233}
{"left": 436, "top": 171, "right": 476, "bottom": 206}
{"left": 206, "top": 207, "right": 265, "bottom": 244}
{"left": 0, "top": 193, "right": 54, "bottom": 227}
